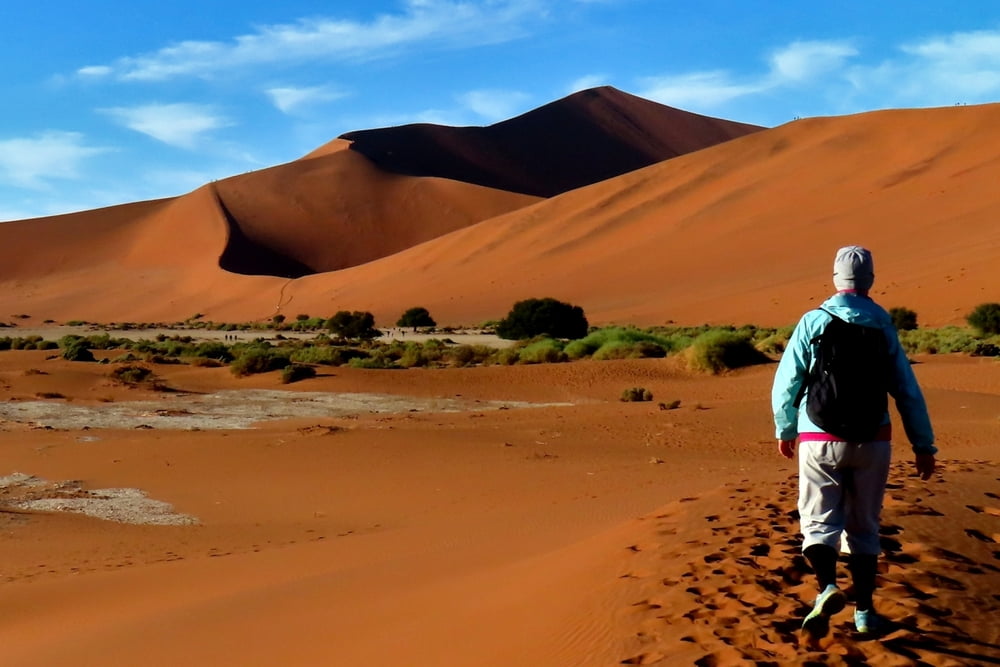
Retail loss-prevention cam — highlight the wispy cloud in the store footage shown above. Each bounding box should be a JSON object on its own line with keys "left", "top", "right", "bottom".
{"left": 77, "top": 65, "right": 113, "bottom": 78}
{"left": 78, "top": 1, "right": 544, "bottom": 82}
{"left": 639, "top": 39, "right": 857, "bottom": 110}
{"left": 457, "top": 89, "right": 532, "bottom": 121}
{"left": 887, "top": 29, "right": 1000, "bottom": 102}
{"left": 101, "top": 103, "right": 232, "bottom": 149}
{"left": 567, "top": 74, "right": 610, "bottom": 94}
{"left": 639, "top": 71, "right": 768, "bottom": 108}
{"left": 768, "top": 40, "right": 858, "bottom": 82}
{"left": 0, "top": 131, "right": 109, "bottom": 190}
{"left": 639, "top": 29, "right": 1000, "bottom": 117}
{"left": 265, "top": 85, "right": 348, "bottom": 114}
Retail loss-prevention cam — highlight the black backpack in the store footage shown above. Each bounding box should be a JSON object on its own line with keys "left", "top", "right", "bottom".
{"left": 794, "top": 309, "right": 891, "bottom": 442}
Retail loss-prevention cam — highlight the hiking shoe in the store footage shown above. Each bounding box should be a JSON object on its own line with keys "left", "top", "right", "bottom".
{"left": 854, "top": 608, "right": 883, "bottom": 635}
{"left": 801, "top": 585, "right": 846, "bottom": 638}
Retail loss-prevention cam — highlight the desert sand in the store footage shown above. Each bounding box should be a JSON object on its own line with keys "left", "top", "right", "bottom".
{"left": 0, "top": 349, "right": 998, "bottom": 666}
{"left": 2, "top": 87, "right": 1000, "bottom": 665}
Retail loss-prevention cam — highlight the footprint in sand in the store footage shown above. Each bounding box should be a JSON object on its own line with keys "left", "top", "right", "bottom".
{"left": 964, "top": 528, "right": 998, "bottom": 543}
{"left": 966, "top": 503, "right": 1000, "bottom": 517}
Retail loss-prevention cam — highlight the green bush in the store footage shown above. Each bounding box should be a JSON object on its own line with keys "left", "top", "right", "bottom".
{"left": 592, "top": 340, "right": 668, "bottom": 360}
{"left": 289, "top": 317, "right": 327, "bottom": 331}
{"left": 496, "top": 298, "right": 588, "bottom": 340}
{"left": 620, "top": 387, "right": 653, "bottom": 402}
{"left": 564, "top": 327, "right": 674, "bottom": 360}
{"left": 687, "top": 331, "right": 770, "bottom": 374}
{"left": 971, "top": 342, "right": 1000, "bottom": 357}
{"left": 281, "top": 364, "right": 317, "bottom": 384}
{"left": 889, "top": 307, "right": 918, "bottom": 331}
{"left": 289, "top": 345, "right": 366, "bottom": 366}
{"left": 443, "top": 344, "right": 495, "bottom": 367}
{"left": 397, "top": 343, "right": 430, "bottom": 368}
{"left": 897, "top": 327, "right": 981, "bottom": 354}
{"left": 967, "top": 303, "right": 1000, "bottom": 335}
{"left": 755, "top": 333, "right": 788, "bottom": 355}
{"left": 347, "top": 353, "right": 398, "bottom": 369}
{"left": 397, "top": 306, "right": 436, "bottom": 330}
{"left": 186, "top": 341, "right": 233, "bottom": 362}
{"left": 517, "top": 338, "right": 567, "bottom": 364}
{"left": 230, "top": 348, "right": 291, "bottom": 377}
{"left": 110, "top": 365, "right": 153, "bottom": 384}
{"left": 61, "top": 339, "right": 96, "bottom": 362}
{"left": 493, "top": 346, "right": 521, "bottom": 365}
{"left": 327, "top": 311, "right": 380, "bottom": 340}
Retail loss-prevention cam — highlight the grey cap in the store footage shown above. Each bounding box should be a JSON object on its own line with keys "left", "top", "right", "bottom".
{"left": 833, "top": 245, "right": 874, "bottom": 291}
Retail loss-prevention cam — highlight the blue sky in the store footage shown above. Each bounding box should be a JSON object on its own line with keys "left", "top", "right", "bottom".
{"left": 3, "top": 0, "right": 1000, "bottom": 222}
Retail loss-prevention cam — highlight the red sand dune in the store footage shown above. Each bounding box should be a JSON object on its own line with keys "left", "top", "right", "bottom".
{"left": 1, "top": 96, "right": 1000, "bottom": 327}
{"left": 340, "top": 86, "right": 764, "bottom": 197}
{"left": 214, "top": 139, "right": 540, "bottom": 276}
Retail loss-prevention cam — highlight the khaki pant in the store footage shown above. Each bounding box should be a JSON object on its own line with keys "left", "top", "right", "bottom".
{"left": 798, "top": 440, "right": 891, "bottom": 556}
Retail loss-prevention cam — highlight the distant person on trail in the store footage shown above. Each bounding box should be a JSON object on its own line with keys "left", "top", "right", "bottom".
{"left": 771, "top": 245, "right": 936, "bottom": 639}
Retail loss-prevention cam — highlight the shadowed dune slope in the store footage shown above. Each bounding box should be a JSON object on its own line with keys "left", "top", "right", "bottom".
{"left": 340, "top": 86, "right": 765, "bottom": 198}
{"left": 2, "top": 103, "right": 1000, "bottom": 326}
{"left": 0, "top": 186, "right": 287, "bottom": 323}
{"left": 214, "top": 140, "right": 539, "bottom": 276}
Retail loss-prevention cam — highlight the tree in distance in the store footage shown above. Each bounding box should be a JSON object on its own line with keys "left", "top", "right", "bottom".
{"left": 889, "top": 307, "right": 918, "bottom": 331}
{"left": 397, "top": 306, "right": 436, "bottom": 331}
{"left": 496, "top": 297, "right": 588, "bottom": 340}
{"left": 967, "top": 302, "right": 1000, "bottom": 335}
{"left": 327, "top": 311, "right": 380, "bottom": 340}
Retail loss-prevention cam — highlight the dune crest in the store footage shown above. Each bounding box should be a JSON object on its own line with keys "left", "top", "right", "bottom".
{"left": 341, "top": 86, "right": 764, "bottom": 197}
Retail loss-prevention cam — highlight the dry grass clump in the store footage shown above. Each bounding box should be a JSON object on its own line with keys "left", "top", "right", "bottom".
{"left": 620, "top": 387, "right": 653, "bottom": 402}
{"left": 108, "top": 364, "right": 171, "bottom": 391}
{"left": 686, "top": 331, "right": 771, "bottom": 374}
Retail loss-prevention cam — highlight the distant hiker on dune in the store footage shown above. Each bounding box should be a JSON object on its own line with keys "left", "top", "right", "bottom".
{"left": 771, "top": 245, "right": 936, "bottom": 640}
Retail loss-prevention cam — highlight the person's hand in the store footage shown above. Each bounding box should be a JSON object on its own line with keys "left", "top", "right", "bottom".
{"left": 915, "top": 453, "right": 936, "bottom": 480}
{"left": 778, "top": 439, "right": 797, "bottom": 459}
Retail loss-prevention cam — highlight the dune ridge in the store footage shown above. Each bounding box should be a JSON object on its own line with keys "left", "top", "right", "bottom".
{"left": 340, "top": 86, "right": 764, "bottom": 197}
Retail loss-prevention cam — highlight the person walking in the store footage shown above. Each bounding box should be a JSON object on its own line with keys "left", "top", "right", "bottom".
{"left": 771, "top": 245, "right": 936, "bottom": 639}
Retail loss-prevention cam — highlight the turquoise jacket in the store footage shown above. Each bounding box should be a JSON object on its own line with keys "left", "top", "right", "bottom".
{"left": 771, "top": 292, "right": 936, "bottom": 454}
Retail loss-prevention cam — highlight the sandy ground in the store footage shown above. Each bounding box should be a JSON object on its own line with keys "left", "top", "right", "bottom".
{"left": 1, "top": 350, "right": 998, "bottom": 666}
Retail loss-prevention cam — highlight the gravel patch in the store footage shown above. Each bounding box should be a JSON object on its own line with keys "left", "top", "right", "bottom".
{"left": 0, "top": 473, "right": 198, "bottom": 526}
{"left": 0, "top": 390, "right": 572, "bottom": 430}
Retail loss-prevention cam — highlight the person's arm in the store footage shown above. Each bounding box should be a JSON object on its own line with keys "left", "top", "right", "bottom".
{"left": 772, "top": 316, "right": 813, "bottom": 458}
{"left": 886, "top": 327, "right": 937, "bottom": 478}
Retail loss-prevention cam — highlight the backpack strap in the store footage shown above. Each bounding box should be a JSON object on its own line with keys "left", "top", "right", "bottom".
{"left": 792, "top": 308, "right": 836, "bottom": 408}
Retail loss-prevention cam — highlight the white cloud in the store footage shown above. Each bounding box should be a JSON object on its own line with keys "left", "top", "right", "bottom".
{"left": 77, "top": 65, "right": 112, "bottom": 77}
{"left": 640, "top": 38, "right": 859, "bottom": 111}
{"left": 639, "top": 71, "right": 766, "bottom": 108}
{"left": 768, "top": 40, "right": 857, "bottom": 83}
{"left": 567, "top": 74, "right": 610, "bottom": 93}
{"left": 895, "top": 29, "right": 1000, "bottom": 101}
{"left": 457, "top": 89, "right": 532, "bottom": 121}
{"left": 266, "top": 85, "right": 347, "bottom": 114}
{"left": 0, "top": 131, "right": 109, "bottom": 190}
{"left": 101, "top": 103, "right": 232, "bottom": 149}
{"left": 639, "top": 29, "right": 1000, "bottom": 117}
{"left": 86, "top": 1, "right": 543, "bottom": 81}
